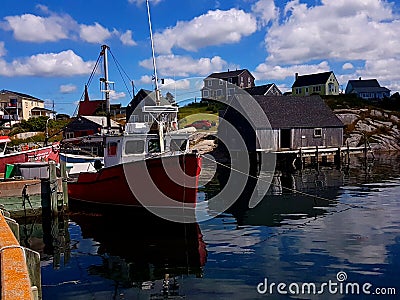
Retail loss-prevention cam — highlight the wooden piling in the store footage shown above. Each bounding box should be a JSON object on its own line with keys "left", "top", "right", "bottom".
{"left": 60, "top": 161, "right": 68, "bottom": 209}
{"left": 49, "top": 162, "right": 58, "bottom": 216}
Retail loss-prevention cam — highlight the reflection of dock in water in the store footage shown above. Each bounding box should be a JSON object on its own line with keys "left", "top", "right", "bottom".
{"left": 211, "top": 165, "right": 344, "bottom": 227}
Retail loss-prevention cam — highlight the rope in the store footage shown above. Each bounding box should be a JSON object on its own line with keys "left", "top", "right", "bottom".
{"left": 201, "top": 154, "right": 367, "bottom": 210}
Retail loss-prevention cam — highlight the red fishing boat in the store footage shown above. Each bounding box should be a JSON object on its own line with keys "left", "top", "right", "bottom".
{"left": 0, "top": 136, "right": 59, "bottom": 174}
{"left": 67, "top": 2, "right": 202, "bottom": 211}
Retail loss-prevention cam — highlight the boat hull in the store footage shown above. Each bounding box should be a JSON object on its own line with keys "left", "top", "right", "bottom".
{"left": 0, "top": 143, "right": 59, "bottom": 173}
{"left": 68, "top": 153, "right": 202, "bottom": 209}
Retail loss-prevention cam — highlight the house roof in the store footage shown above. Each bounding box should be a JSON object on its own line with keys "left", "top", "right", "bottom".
{"left": 78, "top": 100, "right": 105, "bottom": 116}
{"left": 292, "top": 71, "right": 334, "bottom": 88}
{"left": 208, "top": 69, "right": 254, "bottom": 80}
{"left": 245, "top": 95, "right": 344, "bottom": 129}
{"left": 81, "top": 116, "right": 120, "bottom": 128}
{"left": 244, "top": 84, "right": 274, "bottom": 96}
{"left": 348, "top": 79, "right": 380, "bottom": 88}
{"left": 0, "top": 89, "right": 43, "bottom": 102}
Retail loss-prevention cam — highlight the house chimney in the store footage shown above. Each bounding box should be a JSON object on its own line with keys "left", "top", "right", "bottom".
{"left": 295, "top": 73, "right": 299, "bottom": 81}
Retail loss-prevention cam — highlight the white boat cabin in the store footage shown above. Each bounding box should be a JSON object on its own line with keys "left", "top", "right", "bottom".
{"left": 103, "top": 122, "right": 194, "bottom": 168}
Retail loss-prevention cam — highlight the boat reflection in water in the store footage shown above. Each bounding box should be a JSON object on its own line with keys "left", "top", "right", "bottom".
{"left": 69, "top": 208, "right": 207, "bottom": 297}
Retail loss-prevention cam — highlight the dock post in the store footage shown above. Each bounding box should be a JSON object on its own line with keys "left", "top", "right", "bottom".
{"left": 315, "top": 146, "right": 319, "bottom": 170}
{"left": 60, "top": 160, "right": 68, "bottom": 209}
{"left": 49, "top": 161, "right": 58, "bottom": 216}
{"left": 346, "top": 141, "right": 350, "bottom": 165}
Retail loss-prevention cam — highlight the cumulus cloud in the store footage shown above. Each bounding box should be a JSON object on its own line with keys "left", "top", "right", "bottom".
{"left": 60, "top": 84, "right": 77, "bottom": 93}
{"left": 254, "top": 61, "right": 330, "bottom": 81}
{"left": 0, "top": 42, "right": 6, "bottom": 57}
{"left": 3, "top": 13, "right": 73, "bottom": 42}
{"left": 79, "top": 23, "right": 112, "bottom": 44}
{"left": 342, "top": 63, "right": 354, "bottom": 70}
{"left": 154, "top": 9, "right": 257, "bottom": 53}
{"left": 0, "top": 50, "right": 95, "bottom": 77}
{"left": 265, "top": 0, "right": 400, "bottom": 64}
{"left": 120, "top": 30, "right": 137, "bottom": 46}
{"left": 251, "top": 0, "right": 278, "bottom": 26}
{"left": 1, "top": 8, "right": 134, "bottom": 46}
{"left": 139, "top": 54, "right": 228, "bottom": 77}
{"left": 110, "top": 90, "right": 126, "bottom": 100}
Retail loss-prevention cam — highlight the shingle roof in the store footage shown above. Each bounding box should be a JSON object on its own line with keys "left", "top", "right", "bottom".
{"left": 348, "top": 79, "right": 380, "bottom": 88}
{"left": 208, "top": 69, "right": 254, "bottom": 79}
{"left": 0, "top": 89, "right": 43, "bottom": 102}
{"left": 246, "top": 95, "right": 344, "bottom": 129}
{"left": 244, "top": 84, "right": 273, "bottom": 96}
{"left": 292, "top": 71, "right": 333, "bottom": 87}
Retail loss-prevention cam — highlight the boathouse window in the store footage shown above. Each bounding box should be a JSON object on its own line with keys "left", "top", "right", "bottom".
{"left": 107, "top": 142, "right": 118, "bottom": 156}
{"left": 314, "top": 128, "right": 322, "bottom": 138}
{"left": 148, "top": 139, "right": 161, "bottom": 153}
{"left": 125, "top": 140, "right": 145, "bottom": 154}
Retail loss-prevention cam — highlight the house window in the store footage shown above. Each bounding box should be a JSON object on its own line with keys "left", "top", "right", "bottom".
{"left": 216, "top": 89, "right": 222, "bottom": 97}
{"left": 314, "top": 128, "right": 322, "bottom": 137}
{"left": 203, "top": 90, "right": 209, "bottom": 98}
{"left": 227, "top": 88, "right": 235, "bottom": 96}
{"left": 228, "top": 78, "right": 233, "bottom": 83}
{"left": 65, "top": 132, "right": 74, "bottom": 139}
{"left": 144, "top": 114, "right": 151, "bottom": 122}
{"left": 219, "top": 79, "right": 224, "bottom": 85}
{"left": 296, "top": 88, "right": 302, "bottom": 94}
{"left": 305, "top": 87, "right": 309, "bottom": 93}
{"left": 207, "top": 80, "right": 212, "bottom": 87}
{"left": 248, "top": 77, "right": 251, "bottom": 86}
{"left": 131, "top": 115, "right": 138, "bottom": 122}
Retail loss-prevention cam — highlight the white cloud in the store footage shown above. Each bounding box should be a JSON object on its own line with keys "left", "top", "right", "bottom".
{"left": 140, "top": 75, "right": 153, "bottom": 84}
{"left": 110, "top": 90, "right": 126, "bottom": 100}
{"left": 1, "top": 8, "right": 133, "bottom": 46}
{"left": 120, "top": 30, "right": 137, "bottom": 46}
{"left": 251, "top": 0, "right": 278, "bottom": 26}
{"left": 139, "top": 54, "right": 227, "bottom": 77}
{"left": 342, "top": 63, "right": 354, "bottom": 70}
{"left": 60, "top": 84, "right": 77, "bottom": 93}
{"left": 3, "top": 14, "right": 72, "bottom": 42}
{"left": 254, "top": 61, "right": 330, "bottom": 81}
{"left": 0, "top": 50, "right": 95, "bottom": 77}
{"left": 160, "top": 78, "right": 191, "bottom": 90}
{"left": 265, "top": 0, "right": 400, "bottom": 64}
{"left": 79, "top": 23, "right": 112, "bottom": 44}
{"left": 0, "top": 42, "right": 6, "bottom": 57}
{"left": 154, "top": 9, "right": 257, "bottom": 53}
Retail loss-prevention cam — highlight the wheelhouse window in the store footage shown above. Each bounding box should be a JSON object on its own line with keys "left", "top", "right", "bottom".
{"left": 170, "top": 139, "right": 187, "bottom": 151}
{"left": 314, "top": 128, "right": 322, "bottom": 138}
{"left": 148, "top": 139, "right": 161, "bottom": 153}
{"left": 125, "top": 140, "right": 145, "bottom": 154}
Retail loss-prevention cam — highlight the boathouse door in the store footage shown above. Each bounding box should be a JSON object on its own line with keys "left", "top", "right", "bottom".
{"left": 280, "top": 129, "right": 291, "bottom": 149}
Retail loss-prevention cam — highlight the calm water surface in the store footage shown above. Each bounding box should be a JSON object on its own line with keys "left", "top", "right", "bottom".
{"left": 27, "top": 154, "right": 400, "bottom": 299}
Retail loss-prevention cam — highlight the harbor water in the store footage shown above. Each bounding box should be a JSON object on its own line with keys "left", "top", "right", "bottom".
{"left": 18, "top": 153, "right": 400, "bottom": 299}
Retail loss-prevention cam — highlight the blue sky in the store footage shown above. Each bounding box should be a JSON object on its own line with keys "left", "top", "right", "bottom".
{"left": 1, "top": 0, "right": 399, "bottom": 115}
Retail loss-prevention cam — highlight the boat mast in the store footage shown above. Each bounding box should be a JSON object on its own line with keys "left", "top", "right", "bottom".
{"left": 101, "top": 44, "right": 111, "bottom": 132}
{"left": 146, "top": 0, "right": 165, "bottom": 152}
{"left": 146, "top": 0, "right": 161, "bottom": 105}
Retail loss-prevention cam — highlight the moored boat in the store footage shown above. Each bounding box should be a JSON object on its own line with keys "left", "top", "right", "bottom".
{"left": 0, "top": 136, "right": 59, "bottom": 174}
{"left": 67, "top": 2, "right": 202, "bottom": 212}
